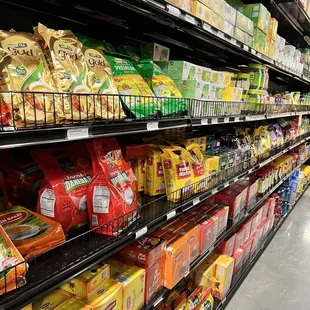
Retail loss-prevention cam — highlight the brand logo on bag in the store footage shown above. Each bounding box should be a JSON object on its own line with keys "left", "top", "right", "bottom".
{"left": 105, "top": 301, "right": 116, "bottom": 310}
{"left": 63, "top": 173, "right": 91, "bottom": 193}
{"left": 176, "top": 162, "right": 190, "bottom": 179}
{"left": 0, "top": 212, "right": 27, "bottom": 226}
{"left": 110, "top": 171, "right": 129, "bottom": 187}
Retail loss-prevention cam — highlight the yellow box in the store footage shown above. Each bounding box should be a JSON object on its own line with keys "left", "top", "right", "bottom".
{"left": 212, "top": 12, "right": 225, "bottom": 31}
{"left": 54, "top": 298, "right": 91, "bottom": 310}
{"left": 112, "top": 265, "right": 146, "bottom": 310}
{"left": 87, "top": 279, "right": 123, "bottom": 310}
{"left": 199, "top": 0, "right": 213, "bottom": 10}
{"left": 204, "top": 155, "right": 219, "bottom": 178}
{"left": 191, "top": 1, "right": 212, "bottom": 24}
{"left": 21, "top": 304, "right": 32, "bottom": 310}
{"left": 194, "top": 261, "right": 216, "bottom": 288}
{"left": 212, "top": 255, "right": 234, "bottom": 300}
{"left": 33, "top": 290, "right": 72, "bottom": 310}
{"left": 60, "top": 263, "right": 110, "bottom": 300}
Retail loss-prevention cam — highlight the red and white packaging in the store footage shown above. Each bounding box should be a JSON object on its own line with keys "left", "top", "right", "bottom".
{"left": 267, "top": 198, "right": 276, "bottom": 218}
{"left": 86, "top": 138, "right": 138, "bottom": 236}
{"left": 218, "top": 233, "right": 236, "bottom": 256}
{"left": 233, "top": 248, "right": 244, "bottom": 274}
{"left": 33, "top": 143, "right": 92, "bottom": 234}
{"left": 256, "top": 208, "right": 263, "bottom": 225}
{"left": 228, "top": 182, "right": 248, "bottom": 209}
{"left": 234, "top": 226, "right": 245, "bottom": 252}
{"left": 240, "top": 237, "right": 252, "bottom": 263}
{"left": 199, "top": 218, "right": 218, "bottom": 254}
{"left": 250, "top": 213, "right": 260, "bottom": 236}
{"left": 250, "top": 226, "right": 263, "bottom": 255}
{"left": 243, "top": 220, "right": 252, "bottom": 242}
{"left": 215, "top": 190, "right": 243, "bottom": 218}
{"left": 261, "top": 201, "right": 269, "bottom": 221}
{"left": 209, "top": 206, "right": 229, "bottom": 236}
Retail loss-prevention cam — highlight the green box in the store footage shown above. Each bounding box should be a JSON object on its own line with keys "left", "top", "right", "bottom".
{"left": 252, "top": 28, "right": 267, "bottom": 54}
{"left": 244, "top": 33, "right": 253, "bottom": 47}
{"left": 246, "top": 17, "right": 254, "bottom": 36}
{"left": 234, "top": 27, "right": 246, "bottom": 43}
{"left": 173, "top": 80, "right": 202, "bottom": 98}
{"left": 141, "top": 43, "right": 170, "bottom": 62}
{"left": 235, "top": 11, "right": 248, "bottom": 32}
{"left": 168, "top": 61, "right": 196, "bottom": 80}
{"left": 237, "top": 4, "right": 271, "bottom": 34}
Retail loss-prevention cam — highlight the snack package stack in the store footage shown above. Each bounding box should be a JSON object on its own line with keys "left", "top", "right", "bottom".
{"left": 191, "top": 0, "right": 213, "bottom": 25}
{"left": 234, "top": 11, "right": 254, "bottom": 46}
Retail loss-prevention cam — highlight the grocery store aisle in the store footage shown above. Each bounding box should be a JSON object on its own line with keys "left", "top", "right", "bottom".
{"left": 226, "top": 188, "right": 310, "bottom": 310}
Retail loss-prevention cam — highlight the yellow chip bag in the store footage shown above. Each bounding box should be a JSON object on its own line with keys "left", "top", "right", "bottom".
{"left": 161, "top": 146, "right": 193, "bottom": 202}
{"left": 36, "top": 23, "right": 93, "bottom": 121}
{"left": 0, "top": 30, "right": 62, "bottom": 125}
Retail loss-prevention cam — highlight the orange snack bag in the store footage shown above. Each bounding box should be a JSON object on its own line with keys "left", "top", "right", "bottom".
{"left": 33, "top": 143, "right": 92, "bottom": 235}
{"left": 86, "top": 138, "right": 138, "bottom": 236}
{"left": 0, "top": 205, "right": 65, "bottom": 259}
{"left": 0, "top": 225, "right": 27, "bottom": 295}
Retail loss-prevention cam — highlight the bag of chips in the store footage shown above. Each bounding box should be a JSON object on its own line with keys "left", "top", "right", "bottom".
{"left": 87, "top": 138, "right": 138, "bottom": 235}
{"left": 32, "top": 143, "right": 92, "bottom": 235}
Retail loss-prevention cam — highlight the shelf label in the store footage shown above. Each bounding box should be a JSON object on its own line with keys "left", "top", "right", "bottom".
{"left": 67, "top": 127, "right": 89, "bottom": 140}
{"left": 251, "top": 48, "right": 256, "bottom": 55}
{"left": 154, "top": 296, "right": 164, "bottom": 307}
{"left": 147, "top": 121, "right": 159, "bottom": 131}
{"left": 166, "top": 210, "right": 176, "bottom": 220}
{"left": 167, "top": 4, "right": 180, "bottom": 18}
{"left": 135, "top": 226, "right": 148, "bottom": 239}
{"left": 231, "top": 38, "right": 237, "bottom": 45}
{"left": 243, "top": 45, "right": 250, "bottom": 52}
{"left": 185, "top": 14, "right": 197, "bottom": 25}
{"left": 193, "top": 197, "right": 200, "bottom": 206}
{"left": 211, "top": 188, "right": 217, "bottom": 195}
{"left": 201, "top": 118, "right": 208, "bottom": 125}
{"left": 256, "top": 52, "right": 261, "bottom": 58}
{"left": 218, "top": 31, "right": 225, "bottom": 38}
{"left": 203, "top": 23, "right": 212, "bottom": 32}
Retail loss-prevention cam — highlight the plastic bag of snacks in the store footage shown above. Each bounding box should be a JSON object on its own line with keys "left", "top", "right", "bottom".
{"left": 86, "top": 138, "right": 138, "bottom": 235}
{"left": 36, "top": 23, "right": 94, "bottom": 121}
{"left": 161, "top": 146, "right": 193, "bottom": 202}
{"left": 135, "top": 59, "right": 187, "bottom": 115}
{"left": 33, "top": 143, "right": 92, "bottom": 235}
{"left": 0, "top": 225, "right": 27, "bottom": 295}
{"left": 106, "top": 55, "right": 162, "bottom": 118}
{"left": 0, "top": 30, "right": 62, "bottom": 126}
{"left": 0, "top": 205, "right": 65, "bottom": 259}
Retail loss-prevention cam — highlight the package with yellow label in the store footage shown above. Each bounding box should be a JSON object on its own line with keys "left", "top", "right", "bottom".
{"left": 54, "top": 298, "right": 91, "bottom": 310}
{"left": 106, "top": 55, "right": 162, "bottom": 119}
{"left": 21, "top": 304, "right": 32, "bottom": 310}
{"left": 111, "top": 265, "right": 145, "bottom": 310}
{"left": 86, "top": 278, "right": 123, "bottom": 310}
{"left": 194, "top": 261, "right": 216, "bottom": 288}
{"left": 161, "top": 146, "right": 193, "bottom": 202}
{"left": 33, "top": 289, "right": 72, "bottom": 310}
{"left": 60, "top": 263, "right": 110, "bottom": 300}
{"left": 132, "top": 158, "right": 146, "bottom": 192}
{"left": 145, "top": 145, "right": 166, "bottom": 196}
{"left": 0, "top": 30, "right": 63, "bottom": 126}
{"left": 135, "top": 59, "right": 187, "bottom": 116}
{"left": 36, "top": 23, "right": 94, "bottom": 121}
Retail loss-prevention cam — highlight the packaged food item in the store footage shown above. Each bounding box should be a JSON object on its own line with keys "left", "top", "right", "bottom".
{"left": 212, "top": 13, "right": 225, "bottom": 31}
{"left": 224, "top": 2, "right": 237, "bottom": 25}
{"left": 145, "top": 145, "right": 165, "bottom": 196}
{"left": 218, "top": 233, "right": 236, "bottom": 256}
{"left": 213, "top": 0, "right": 225, "bottom": 17}
{"left": 21, "top": 304, "right": 32, "bottom": 310}
{"left": 173, "top": 80, "right": 203, "bottom": 99}
{"left": 161, "top": 147, "right": 193, "bottom": 202}
{"left": 0, "top": 225, "right": 27, "bottom": 295}
{"left": 240, "top": 237, "right": 252, "bottom": 263}
{"left": 233, "top": 248, "right": 244, "bottom": 274}
{"left": 36, "top": 23, "right": 93, "bottom": 121}
{"left": 0, "top": 205, "right": 65, "bottom": 259}
{"left": 60, "top": 263, "right": 110, "bottom": 300}
{"left": 216, "top": 188, "right": 243, "bottom": 219}
{"left": 168, "top": 61, "right": 196, "bottom": 80}
{"left": 187, "top": 286, "right": 213, "bottom": 309}
{"left": 0, "top": 149, "right": 43, "bottom": 210}
{"left": 234, "top": 227, "right": 245, "bottom": 252}
{"left": 199, "top": 217, "right": 218, "bottom": 254}
{"left": 141, "top": 43, "right": 170, "bottom": 62}
{"left": 0, "top": 30, "right": 62, "bottom": 125}
{"left": 87, "top": 138, "right": 138, "bottom": 235}
{"left": 223, "top": 21, "right": 235, "bottom": 37}
{"left": 33, "top": 289, "right": 72, "bottom": 310}
{"left": 54, "top": 299, "right": 91, "bottom": 310}
{"left": 106, "top": 55, "right": 162, "bottom": 118}
{"left": 199, "top": 0, "right": 213, "bottom": 10}
{"left": 86, "top": 278, "right": 123, "bottom": 310}
{"left": 234, "top": 27, "right": 245, "bottom": 43}
{"left": 194, "top": 261, "right": 216, "bottom": 288}
{"left": 132, "top": 158, "right": 146, "bottom": 192}
{"left": 33, "top": 143, "right": 92, "bottom": 235}
{"left": 166, "top": 0, "right": 191, "bottom": 12}
{"left": 135, "top": 60, "right": 187, "bottom": 115}
{"left": 191, "top": 1, "right": 213, "bottom": 24}
{"left": 209, "top": 206, "right": 229, "bottom": 236}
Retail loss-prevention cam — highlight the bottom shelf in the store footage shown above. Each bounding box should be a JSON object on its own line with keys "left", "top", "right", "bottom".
{"left": 214, "top": 182, "right": 310, "bottom": 310}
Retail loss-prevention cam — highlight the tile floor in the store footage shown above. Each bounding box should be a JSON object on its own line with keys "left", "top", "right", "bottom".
{"left": 225, "top": 188, "right": 310, "bottom": 310}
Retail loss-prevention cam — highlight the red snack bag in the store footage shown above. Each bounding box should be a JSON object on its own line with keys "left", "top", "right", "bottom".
{"left": 86, "top": 138, "right": 138, "bottom": 235}
{"left": 33, "top": 143, "right": 92, "bottom": 234}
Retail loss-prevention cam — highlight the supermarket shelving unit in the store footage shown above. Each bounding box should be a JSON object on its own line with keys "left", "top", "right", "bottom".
{"left": 0, "top": 1, "right": 310, "bottom": 309}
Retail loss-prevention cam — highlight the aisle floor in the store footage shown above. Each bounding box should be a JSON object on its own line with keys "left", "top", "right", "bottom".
{"left": 225, "top": 188, "right": 310, "bottom": 310}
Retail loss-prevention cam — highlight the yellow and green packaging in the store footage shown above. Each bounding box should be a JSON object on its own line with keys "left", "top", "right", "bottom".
{"left": 168, "top": 60, "right": 196, "bottom": 80}
{"left": 213, "top": 0, "right": 225, "bottom": 17}
{"left": 224, "top": 21, "right": 235, "bottom": 37}
{"left": 235, "top": 11, "right": 248, "bottom": 32}
{"left": 234, "top": 27, "right": 246, "bottom": 43}
{"left": 212, "top": 12, "right": 225, "bottom": 31}
{"left": 224, "top": 2, "right": 237, "bottom": 25}
{"left": 252, "top": 28, "right": 267, "bottom": 54}
{"left": 140, "top": 42, "right": 170, "bottom": 62}
{"left": 191, "top": 0, "right": 212, "bottom": 24}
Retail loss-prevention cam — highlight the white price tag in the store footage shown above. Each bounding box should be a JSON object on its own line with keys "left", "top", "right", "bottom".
{"left": 203, "top": 23, "right": 212, "bottom": 32}
{"left": 147, "top": 121, "right": 159, "bottom": 131}
{"left": 231, "top": 38, "right": 237, "bottom": 45}
{"left": 67, "top": 127, "right": 89, "bottom": 140}
{"left": 257, "top": 52, "right": 262, "bottom": 58}
{"left": 135, "top": 226, "right": 148, "bottom": 239}
{"left": 193, "top": 197, "right": 200, "bottom": 206}
{"left": 218, "top": 31, "right": 225, "bottom": 38}
{"left": 154, "top": 297, "right": 164, "bottom": 307}
{"left": 243, "top": 45, "right": 249, "bottom": 52}
{"left": 251, "top": 48, "right": 256, "bottom": 55}
{"left": 211, "top": 188, "right": 217, "bottom": 195}
{"left": 167, "top": 4, "right": 180, "bottom": 18}
{"left": 224, "top": 182, "right": 229, "bottom": 187}
{"left": 201, "top": 118, "right": 209, "bottom": 125}
{"left": 224, "top": 117, "right": 229, "bottom": 123}
{"left": 185, "top": 14, "right": 196, "bottom": 25}
{"left": 166, "top": 210, "right": 176, "bottom": 220}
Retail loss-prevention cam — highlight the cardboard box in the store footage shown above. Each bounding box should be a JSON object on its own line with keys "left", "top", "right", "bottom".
{"left": 173, "top": 79, "right": 203, "bottom": 98}
{"left": 200, "top": 0, "right": 213, "bottom": 10}
{"left": 232, "top": 248, "right": 244, "bottom": 274}
{"left": 235, "top": 11, "right": 248, "bottom": 32}
{"left": 224, "top": 21, "right": 235, "bottom": 37}
{"left": 213, "top": 0, "right": 225, "bottom": 17}
{"left": 191, "top": 0, "right": 212, "bottom": 24}
{"left": 234, "top": 227, "right": 245, "bottom": 252}
{"left": 250, "top": 213, "right": 260, "bottom": 236}
{"left": 215, "top": 189, "right": 243, "bottom": 219}
{"left": 201, "top": 67, "right": 212, "bottom": 82}
{"left": 141, "top": 43, "right": 170, "bottom": 62}
{"left": 240, "top": 237, "right": 252, "bottom": 263}
{"left": 243, "top": 219, "right": 252, "bottom": 241}
{"left": 212, "top": 255, "right": 235, "bottom": 300}
{"left": 238, "top": 177, "right": 259, "bottom": 208}
{"left": 224, "top": 2, "right": 237, "bottom": 25}
{"left": 33, "top": 290, "right": 72, "bottom": 310}
{"left": 87, "top": 279, "right": 123, "bottom": 310}
{"left": 234, "top": 27, "right": 245, "bottom": 43}
{"left": 267, "top": 198, "right": 276, "bottom": 217}
{"left": 252, "top": 28, "right": 267, "bottom": 54}
{"left": 238, "top": 3, "right": 271, "bottom": 34}
{"left": 168, "top": 61, "right": 198, "bottom": 80}
{"left": 194, "top": 261, "right": 216, "bottom": 288}
{"left": 199, "top": 217, "right": 218, "bottom": 254}
{"left": 212, "top": 12, "right": 225, "bottom": 31}
{"left": 268, "top": 18, "right": 278, "bottom": 41}
{"left": 166, "top": 0, "right": 191, "bottom": 13}
{"left": 209, "top": 206, "right": 229, "bottom": 236}
{"left": 60, "top": 264, "right": 110, "bottom": 300}
{"left": 54, "top": 299, "right": 90, "bottom": 310}
{"left": 218, "top": 233, "right": 236, "bottom": 256}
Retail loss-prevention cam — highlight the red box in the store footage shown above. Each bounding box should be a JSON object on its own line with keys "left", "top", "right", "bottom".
{"left": 233, "top": 248, "right": 244, "bottom": 274}
{"left": 243, "top": 176, "right": 259, "bottom": 207}
{"left": 218, "top": 233, "right": 236, "bottom": 256}
{"left": 234, "top": 227, "right": 245, "bottom": 252}
{"left": 256, "top": 208, "right": 263, "bottom": 225}
{"left": 209, "top": 206, "right": 229, "bottom": 236}
{"left": 215, "top": 190, "right": 243, "bottom": 218}
{"left": 261, "top": 201, "right": 269, "bottom": 221}
{"left": 267, "top": 198, "right": 276, "bottom": 218}
{"left": 199, "top": 218, "right": 218, "bottom": 254}
{"left": 162, "top": 219, "right": 188, "bottom": 232}
{"left": 240, "top": 237, "right": 252, "bottom": 263}
{"left": 243, "top": 220, "right": 252, "bottom": 242}
{"left": 260, "top": 219, "right": 269, "bottom": 239}
{"left": 227, "top": 182, "right": 248, "bottom": 209}
{"left": 250, "top": 213, "right": 260, "bottom": 236}
{"left": 121, "top": 144, "right": 149, "bottom": 160}
{"left": 250, "top": 227, "right": 263, "bottom": 255}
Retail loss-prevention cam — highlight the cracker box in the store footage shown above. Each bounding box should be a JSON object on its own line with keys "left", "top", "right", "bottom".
{"left": 212, "top": 255, "right": 235, "bottom": 300}
{"left": 243, "top": 219, "right": 252, "bottom": 241}
{"left": 86, "top": 279, "right": 123, "bottom": 310}
{"left": 112, "top": 266, "right": 145, "bottom": 310}
{"left": 194, "top": 261, "right": 216, "bottom": 288}
{"left": 162, "top": 233, "right": 190, "bottom": 289}
{"left": 199, "top": 217, "right": 218, "bottom": 254}
{"left": 33, "top": 289, "right": 72, "bottom": 310}
{"left": 168, "top": 61, "right": 196, "bottom": 80}
{"left": 54, "top": 299, "right": 91, "bottom": 310}
{"left": 191, "top": 1, "right": 212, "bottom": 24}
{"left": 218, "top": 233, "right": 236, "bottom": 256}
{"left": 234, "top": 227, "right": 245, "bottom": 252}
{"left": 240, "top": 237, "right": 252, "bottom": 263}
{"left": 209, "top": 206, "right": 229, "bottom": 236}
{"left": 141, "top": 43, "right": 170, "bottom": 62}
{"left": 176, "top": 223, "right": 200, "bottom": 262}
{"left": 232, "top": 248, "right": 244, "bottom": 274}
{"left": 60, "top": 264, "right": 110, "bottom": 300}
